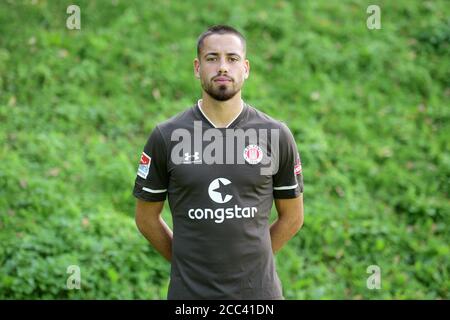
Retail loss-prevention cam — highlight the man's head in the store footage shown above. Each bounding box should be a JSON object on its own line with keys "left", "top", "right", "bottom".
{"left": 194, "top": 25, "right": 250, "bottom": 101}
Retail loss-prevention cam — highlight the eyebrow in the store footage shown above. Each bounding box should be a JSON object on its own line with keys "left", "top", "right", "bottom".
{"left": 203, "top": 52, "right": 242, "bottom": 58}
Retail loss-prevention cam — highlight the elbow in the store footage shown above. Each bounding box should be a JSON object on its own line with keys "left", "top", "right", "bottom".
{"left": 295, "top": 218, "right": 303, "bottom": 232}
{"left": 294, "top": 211, "right": 304, "bottom": 232}
{"left": 135, "top": 209, "right": 147, "bottom": 232}
{"left": 135, "top": 207, "right": 160, "bottom": 232}
{"left": 135, "top": 211, "right": 143, "bottom": 231}
{"left": 298, "top": 216, "right": 304, "bottom": 230}
{"left": 278, "top": 210, "right": 304, "bottom": 233}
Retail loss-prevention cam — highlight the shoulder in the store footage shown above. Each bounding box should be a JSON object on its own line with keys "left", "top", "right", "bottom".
{"left": 152, "top": 105, "right": 196, "bottom": 138}
{"left": 246, "top": 103, "right": 293, "bottom": 134}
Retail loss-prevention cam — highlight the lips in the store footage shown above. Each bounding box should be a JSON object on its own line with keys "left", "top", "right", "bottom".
{"left": 213, "top": 76, "right": 232, "bottom": 83}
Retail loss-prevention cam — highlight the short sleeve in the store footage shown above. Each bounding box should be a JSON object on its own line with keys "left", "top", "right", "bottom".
{"left": 273, "top": 122, "right": 304, "bottom": 199}
{"left": 132, "top": 126, "right": 169, "bottom": 202}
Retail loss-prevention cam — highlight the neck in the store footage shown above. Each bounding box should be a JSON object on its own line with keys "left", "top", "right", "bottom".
{"left": 199, "top": 92, "right": 243, "bottom": 128}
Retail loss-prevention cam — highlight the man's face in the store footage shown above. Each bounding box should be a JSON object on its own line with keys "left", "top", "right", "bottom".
{"left": 194, "top": 34, "right": 250, "bottom": 101}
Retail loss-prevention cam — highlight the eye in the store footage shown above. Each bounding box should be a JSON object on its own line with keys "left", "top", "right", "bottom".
{"left": 229, "top": 57, "right": 239, "bottom": 62}
{"left": 206, "top": 57, "right": 217, "bottom": 62}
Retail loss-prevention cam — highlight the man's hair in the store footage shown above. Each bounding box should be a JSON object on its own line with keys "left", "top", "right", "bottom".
{"left": 196, "top": 25, "right": 246, "bottom": 58}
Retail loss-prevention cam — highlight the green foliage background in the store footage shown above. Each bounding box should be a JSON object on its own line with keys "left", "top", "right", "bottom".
{"left": 0, "top": 0, "right": 448, "bottom": 299}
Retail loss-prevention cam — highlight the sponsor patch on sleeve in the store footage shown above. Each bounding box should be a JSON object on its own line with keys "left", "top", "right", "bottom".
{"left": 294, "top": 152, "right": 302, "bottom": 175}
{"left": 137, "top": 152, "right": 151, "bottom": 179}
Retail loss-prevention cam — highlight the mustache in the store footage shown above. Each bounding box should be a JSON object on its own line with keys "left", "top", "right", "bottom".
{"left": 212, "top": 75, "right": 234, "bottom": 81}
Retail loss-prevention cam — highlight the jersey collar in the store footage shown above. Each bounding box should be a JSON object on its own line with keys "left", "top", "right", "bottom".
{"left": 195, "top": 99, "right": 248, "bottom": 129}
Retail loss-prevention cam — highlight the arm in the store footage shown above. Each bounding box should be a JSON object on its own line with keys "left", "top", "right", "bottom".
{"left": 270, "top": 194, "right": 304, "bottom": 254}
{"left": 135, "top": 199, "right": 173, "bottom": 262}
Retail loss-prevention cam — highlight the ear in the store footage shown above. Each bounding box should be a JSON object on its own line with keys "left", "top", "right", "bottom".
{"left": 194, "top": 58, "right": 200, "bottom": 79}
{"left": 244, "top": 59, "right": 250, "bottom": 79}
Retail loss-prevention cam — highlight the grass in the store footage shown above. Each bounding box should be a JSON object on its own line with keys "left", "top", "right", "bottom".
{"left": 0, "top": 0, "right": 448, "bottom": 299}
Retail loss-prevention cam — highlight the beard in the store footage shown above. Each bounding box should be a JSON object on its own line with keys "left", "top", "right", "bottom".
{"left": 202, "top": 79, "right": 240, "bottom": 101}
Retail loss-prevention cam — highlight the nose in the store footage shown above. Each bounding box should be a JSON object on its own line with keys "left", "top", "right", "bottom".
{"left": 218, "top": 58, "right": 229, "bottom": 74}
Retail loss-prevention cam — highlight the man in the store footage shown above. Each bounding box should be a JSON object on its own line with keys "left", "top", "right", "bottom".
{"left": 133, "top": 25, "right": 304, "bottom": 300}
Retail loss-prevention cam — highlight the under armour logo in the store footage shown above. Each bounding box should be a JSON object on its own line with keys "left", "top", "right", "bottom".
{"left": 183, "top": 152, "right": 201, "bottom": 164}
